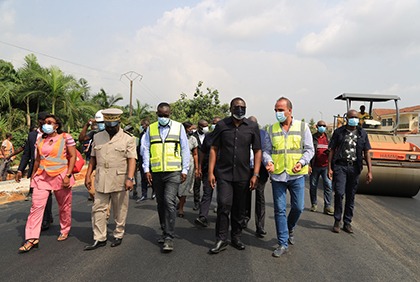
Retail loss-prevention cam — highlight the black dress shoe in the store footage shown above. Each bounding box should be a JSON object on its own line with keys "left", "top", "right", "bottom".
{"left": 84, "top": 240, "right": 107, "bottom": 251}
{"left": 256, "top": 229, "right": 267, "bottom": 238}
{"left": 231, "top": 239, "right": 245, "bottom": 250}
{"left": 209, "top": 240, "right": 229, "bottom": 254}
{"left": 41, "top": 220, "right": 50, "bottom": 231}
{"left": 111, "top": 238, "right": 123, "bottom": 247}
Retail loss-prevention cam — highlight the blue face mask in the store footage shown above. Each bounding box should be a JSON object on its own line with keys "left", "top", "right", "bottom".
{"left": 347, "top": 118, "right": 359, "bottom": 127}
{"left": 42, "top": 124, "right": 55, "bottom": 134}
{"left": 276, "top": 111, "right": 287, "bottom": 123}
{"left": 158, "top": 117, "right": 170, "bottom": 126}
{"left": 317, "top": 126, "right": 326, "bottom": 133}
{"left": 97, "top": 123, "right": 105, "bottom": 131}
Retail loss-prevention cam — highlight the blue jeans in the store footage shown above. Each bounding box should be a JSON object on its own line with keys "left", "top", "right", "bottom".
{"left": 309, "top": 166, "right": 332, "bottom": 208}
{"left": 272, "top": 177, "right": 305, "bottom": 247}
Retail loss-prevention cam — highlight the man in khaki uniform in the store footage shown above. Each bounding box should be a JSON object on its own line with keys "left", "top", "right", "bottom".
{"left": 84, "top": 108, "right": 137, "bottom": 250}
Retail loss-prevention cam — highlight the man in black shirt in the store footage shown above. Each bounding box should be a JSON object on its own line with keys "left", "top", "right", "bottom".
{"left": 192, "top": 119, "right": 209, "bottom": 210}
{"left": 208, "top": 97, "right": 262, "bottom": 254}
{"left": 195, "top": 117, "right": 221, "bottom": 227}
{"left": 328, "top": 109, "right": 373, "bottom": 234}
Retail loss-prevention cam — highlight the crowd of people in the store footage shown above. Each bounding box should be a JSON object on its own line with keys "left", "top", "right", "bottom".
{"left": 5, "top": 96, "right": 373, "bottom": 257}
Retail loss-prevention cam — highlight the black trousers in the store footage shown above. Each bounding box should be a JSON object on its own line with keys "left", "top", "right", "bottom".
{"left": 215, "top": 179, "right": 248, "bottom": 241}
{"left": 244, "top": 176, "right": 268, "bottom": 231}
{"left": 332, "top": 164, "right": 360, "bottom": 224}
{"left": 193, "top": 176, "right": 201, "bottom": 205}
{"left": 44, "top": 192, "right": 53, "bottom": 222}
{"left": 198, "top": 174, "right": 213, "bottom": 219}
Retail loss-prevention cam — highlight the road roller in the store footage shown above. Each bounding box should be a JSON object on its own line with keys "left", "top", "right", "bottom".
{"left": 334, "top": 93, "right": 420, "bottom": 197}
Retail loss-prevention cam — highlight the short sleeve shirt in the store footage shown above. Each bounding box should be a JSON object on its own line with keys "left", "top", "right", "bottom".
{"left": 212, "top": 117, "right": 261, "bottom": 181}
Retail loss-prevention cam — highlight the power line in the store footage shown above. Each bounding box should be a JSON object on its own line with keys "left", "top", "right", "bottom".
{"left": 0, "top": 39, "right": 164, "bottom": 103}
{"left": 0, "top": 39, "right": 120, "bottom": 76}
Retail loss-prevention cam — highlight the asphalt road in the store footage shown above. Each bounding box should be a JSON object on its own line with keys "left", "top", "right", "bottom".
{"left": 0, "top": 181, "right": 419, "bottom": 282}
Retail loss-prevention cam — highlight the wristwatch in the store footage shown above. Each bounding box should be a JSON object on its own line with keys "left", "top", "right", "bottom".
{"left": 127, "top": 177, "right": 135, "bottom": 182}
{"left": 253, "top": 173, "right": 260, "bottom": 178}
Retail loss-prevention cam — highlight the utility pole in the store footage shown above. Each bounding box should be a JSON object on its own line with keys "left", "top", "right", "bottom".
{"left": 121, "top": 71, "right": 143, "bottom": 117}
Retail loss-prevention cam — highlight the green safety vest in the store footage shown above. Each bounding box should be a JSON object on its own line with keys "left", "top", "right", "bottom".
{"left": 268, "top": 120, "right": 308, "bottom": 175}
{"left": 149, "top": 121, "right": 182, "bottom": 172}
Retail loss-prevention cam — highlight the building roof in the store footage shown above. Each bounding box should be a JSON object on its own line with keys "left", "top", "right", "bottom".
{"left": 373, "top": 105, "right": 420, "bottom": 117}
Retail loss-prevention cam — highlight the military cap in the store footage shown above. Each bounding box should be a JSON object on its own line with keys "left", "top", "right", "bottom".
{"left": 102, "top": 108, "right": 123, "bottom": 122}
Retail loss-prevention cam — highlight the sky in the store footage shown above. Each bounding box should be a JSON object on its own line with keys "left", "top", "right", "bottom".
{"left": 1, "top": 0, "right": 420, "bottom": 126}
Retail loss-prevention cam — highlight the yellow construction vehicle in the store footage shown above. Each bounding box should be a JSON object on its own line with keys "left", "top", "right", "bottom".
{"left": 334, "top": 93, "right": 420, "bottom": 197}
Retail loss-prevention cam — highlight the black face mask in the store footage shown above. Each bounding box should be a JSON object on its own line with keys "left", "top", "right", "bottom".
{"left": 232, "top": 106, "right": 246, "bottom": 120}
{"left": 187, "top": 131, "right": 194, "bottom": 136}
{"left": 105, "top": 125, "right": 119, "bottom": 136}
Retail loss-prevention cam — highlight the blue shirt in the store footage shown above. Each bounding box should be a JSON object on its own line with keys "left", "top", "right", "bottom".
{"left": 141, "top": 120, "right": 190, "bottom": 174}
{"left": 262, "top": 119, "right": 314, "bottom": 182}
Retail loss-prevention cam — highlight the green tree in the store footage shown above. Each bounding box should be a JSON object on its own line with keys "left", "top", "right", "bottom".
{"left": 171, "top": 81, "right": 229, "bottom": 124}
{"left": 92, "top": 88, "right": 123, "bottom": 108}
{"left": 308, "top": 118, "right": 316, "bottom": 134}
{"left": 17, "top": 54, "right": 47, "bottom": 127}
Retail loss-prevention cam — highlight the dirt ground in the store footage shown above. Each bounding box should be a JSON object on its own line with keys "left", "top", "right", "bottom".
{"left": 0, "top": 167, "right": 87, "bottom": 205}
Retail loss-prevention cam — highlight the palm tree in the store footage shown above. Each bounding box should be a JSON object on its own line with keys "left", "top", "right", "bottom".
{"left": 92, "top": 88, "right": 123, "bottom": 108}
{"left": 59, "top": 88, "right": 98, "bottom": 132}
{"left": 17, "top": 54, "right": 49, "bottom": 127}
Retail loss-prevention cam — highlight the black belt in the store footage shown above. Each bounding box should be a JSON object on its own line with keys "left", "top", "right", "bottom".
{"left": 336, "top": 160, "right": 357, "bottom": 166}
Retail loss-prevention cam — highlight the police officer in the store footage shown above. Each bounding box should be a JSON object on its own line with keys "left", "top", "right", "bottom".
{"left": 84, "top": 108, "right": 137, "bottom": 250}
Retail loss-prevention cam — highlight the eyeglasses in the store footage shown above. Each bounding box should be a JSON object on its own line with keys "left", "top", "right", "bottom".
{"left": 44, "top": 121, "right": 56, "bottom": 125}
{"left": 317, "top": 125, "right": 326, "bottom": 127}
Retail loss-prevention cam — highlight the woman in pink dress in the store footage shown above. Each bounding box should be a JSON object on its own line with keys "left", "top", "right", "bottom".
{"left": 18, "top": 114, "right": 76, "bottom": 253}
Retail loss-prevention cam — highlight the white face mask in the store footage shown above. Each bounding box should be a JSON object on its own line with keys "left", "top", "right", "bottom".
{"left": 201, "top": 126, "right": 209, "bottom": 134}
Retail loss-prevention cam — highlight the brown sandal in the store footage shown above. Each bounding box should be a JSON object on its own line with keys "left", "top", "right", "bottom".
{"left": 57, "top": 233, "right": 69, "bottom": 241}
{"left": 18, "top": 239, "right": 39, "bottom": 253}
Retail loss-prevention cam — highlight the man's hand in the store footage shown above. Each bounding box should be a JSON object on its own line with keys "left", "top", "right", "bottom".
{"left": 125, "top": 179, "right": 134, "bottom": 191}
{"left": 181, "top": 173, "right": 187, "bottom": 183}
{"left": 145, "top": 172, "right": 153, "bottom": 186}
{"left": 15, "top": 171, "right": 22, "bottom": 183}
{"left": 308, "top": 166, "right": 312, "bottom": 175}
{"left": 194, "top": 168, "right": 200, "bottom": 179}
{"left": 328, "top": 169, "right": 333, "bottom": 180}
{"left": 249, "top": 176, "right": 258, "bottom": 190}
{"left": 87, "top": 118, "right": 96, "bottom": 126}
{"left": 85, "top": 174, "right": 92, "bottom": 190}
{"left": 266, "top": 162, "right": 274, "bottom": 173}
{"left": 292, "top": 162, "right": 302, "bottom": 174}
{"left": 208, "top": 173, "right": 216, "bottom": 189}
{"left": 366, "top": 171, "right": 373, "bottom": 184}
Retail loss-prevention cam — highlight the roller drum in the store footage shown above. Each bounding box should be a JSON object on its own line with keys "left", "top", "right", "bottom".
{"left": 357, "top": 164, "right": 420, "bottom": 197}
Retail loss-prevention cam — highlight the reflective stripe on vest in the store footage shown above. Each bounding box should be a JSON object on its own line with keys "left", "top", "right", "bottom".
{"left": 149, "top": 121, "right": 182, "bottom": 172}
{"left": 36, "top": 134, "right": 68, "bottom": 177}
{"left": 268, "top": 120, "right": 308, "bottom": 175}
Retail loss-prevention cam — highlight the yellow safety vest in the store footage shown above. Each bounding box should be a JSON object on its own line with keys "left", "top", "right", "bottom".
{"left": 268, "top": 120, "right": 308, "bottom": 175}
{"left": 149, "top": 121, "right": 182, "bottom": 172}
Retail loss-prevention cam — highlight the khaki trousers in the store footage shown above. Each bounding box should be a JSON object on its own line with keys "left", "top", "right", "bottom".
{"left": 92, "top": 190, "right": 129, "bottom": 241}
{"left": 88, "top": 171, "right": 111, "bottom": 219}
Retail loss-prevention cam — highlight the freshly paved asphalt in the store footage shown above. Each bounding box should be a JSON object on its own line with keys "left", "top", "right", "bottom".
{"left": 0, "top": 181, "right": 419, "bottom": 282}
